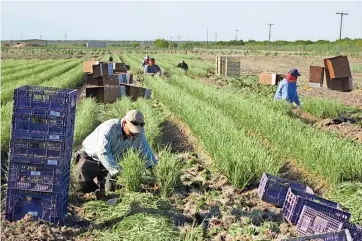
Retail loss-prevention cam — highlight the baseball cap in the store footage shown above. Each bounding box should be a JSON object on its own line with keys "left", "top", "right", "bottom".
{"left": 124, "top": 110, "right": 145, "bottom": 134}
{"left": 145, "top": 55, "right": 150, "bottom": 60}
{"left": 289, "top": 68, "right": 301, "bottom": 77}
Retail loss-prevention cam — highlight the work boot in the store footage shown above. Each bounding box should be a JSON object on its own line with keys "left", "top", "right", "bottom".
{"left": 95, "top": 189, "right": 106, "bottom": 200}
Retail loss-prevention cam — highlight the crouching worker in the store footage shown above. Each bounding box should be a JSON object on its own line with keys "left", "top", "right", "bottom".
{"left": 74, "top": 110, "right": 157, "bottom": 199}
{"left": 176, "top": 60, "right": 188, "bottom": 72}
{"left": 274, "top": 68, "right": 301, "bottom": 108}
{"left": 144, "top": 58, "right": 162, "bottom": 76}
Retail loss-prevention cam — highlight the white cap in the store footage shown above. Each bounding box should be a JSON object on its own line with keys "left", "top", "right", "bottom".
{"left": 124, "top": 110, "right": 145, "bottom": 133}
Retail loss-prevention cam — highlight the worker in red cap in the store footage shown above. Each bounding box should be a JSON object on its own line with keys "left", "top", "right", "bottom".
{"left": 274, "top": 68, "right": 301, "bottom": 108}
{"left": 74, "top": 110, "right": 157, "bottom": 199}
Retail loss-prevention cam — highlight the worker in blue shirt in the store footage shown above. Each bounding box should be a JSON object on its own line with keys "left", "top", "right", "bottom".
{"left": 144, "top": 58, "right": 162, "bottom": 76}
{"left": 74, "top": 110, "right": 157, "bottom": 199}
{"left": 274, "top": 68, "right": 301, "bottom": 107}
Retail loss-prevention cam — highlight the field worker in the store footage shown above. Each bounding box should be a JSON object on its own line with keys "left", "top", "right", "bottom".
{"left": 140, "top": 55, "right": 150, "bottom": 68}
{"left": 274, "top": 68, "right": 301, "bottom": 107}
{"left": 74, "top": 110, "right": 157, "bottom": 199}
{"left": 176, "top": 60, "right": 189, "bottom": 72}
{"left": 144, "top": 58, "right": 162, "bottom": 76}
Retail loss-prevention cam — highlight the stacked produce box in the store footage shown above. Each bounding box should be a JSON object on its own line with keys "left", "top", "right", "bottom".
{"left": 5, "top": 86, "right": 78, "bottom": 223}
{"left": 324, "top": 56, "right": 353, "bottom": 91}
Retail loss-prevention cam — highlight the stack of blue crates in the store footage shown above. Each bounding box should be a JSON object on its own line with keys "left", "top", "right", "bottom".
{"left": 5, "top": 86, "right": 78, "bottom": 223}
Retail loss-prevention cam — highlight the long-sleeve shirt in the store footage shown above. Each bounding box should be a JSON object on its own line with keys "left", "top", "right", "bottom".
{"left": 274, "top": 79, "right": 300, "bottom": 106}
{"left": 82, "top": 118, "right": 157, "bottom": 176}
{"left": 144, "top": 64, "right": 161, "bottom": 74}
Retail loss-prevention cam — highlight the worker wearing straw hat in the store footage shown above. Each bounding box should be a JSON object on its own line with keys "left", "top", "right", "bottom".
{"left": 74, "top": 110, "right": 157, "bottom": 199}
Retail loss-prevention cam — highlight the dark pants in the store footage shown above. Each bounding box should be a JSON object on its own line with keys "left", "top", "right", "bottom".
{"left": 75, "top": 151, "right": 116, "bottom": 193}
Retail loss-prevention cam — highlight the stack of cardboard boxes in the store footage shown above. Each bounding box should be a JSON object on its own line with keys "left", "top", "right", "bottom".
{"left": 259, "top": 73, "right": 287, "bottom": 86}
{"left": 83, "top": 61, "right": 130, "bottom": 103}
{"left": 83, "top": 61, "right": 152, "bottom": 103}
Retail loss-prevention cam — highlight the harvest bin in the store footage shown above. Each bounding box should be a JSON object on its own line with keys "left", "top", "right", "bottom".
{"left": 5, "top": 85, "right": 77, "bottom": 223}
{"left": 282, "top": 188, "right": 350, "bottom": 225}
{"left": 281, "top": 229, "right": 353, "bottom": 241}
{"left": 258, "top": 172, "right": 314, "bottom": 207}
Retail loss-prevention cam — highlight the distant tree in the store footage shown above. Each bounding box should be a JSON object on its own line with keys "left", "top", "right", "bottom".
{"left": 132, "top": 42, "right": 140, "bottom": 48}
{"left": 169, "top": 42, "right": 178, "bottom": 48}
{"left": 154, "top": 38, "right": 169, "bottom": 48}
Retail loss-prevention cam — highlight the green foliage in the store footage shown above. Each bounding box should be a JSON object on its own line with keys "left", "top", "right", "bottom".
{"left": 156, "top": 147, "right": 183, "bottom": 198}
{"left": 325, "top": 182, "right": 362, "bottom": 224}
{"left": 154, "top": 38, "right": 170, "bottom": 48}
{"left": 302, "top": 98, "right": 355, "bottom": 118}
{"left": 118, "top": 150, "right": 147, "bottom": 192}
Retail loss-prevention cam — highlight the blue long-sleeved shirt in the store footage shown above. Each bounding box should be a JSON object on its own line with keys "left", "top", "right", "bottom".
{"left": 82, "top": 119, "right": 157, "bottom": 176}
{"left": 274, "top": 79, "right": 300, "bottom": 106}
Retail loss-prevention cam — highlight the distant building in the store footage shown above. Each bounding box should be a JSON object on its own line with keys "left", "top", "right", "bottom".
{"left": 86, "top": 42, "right": 106, "bottom": 48}
{"left": 23, "top": 39, "right": 48, "bottom": 47}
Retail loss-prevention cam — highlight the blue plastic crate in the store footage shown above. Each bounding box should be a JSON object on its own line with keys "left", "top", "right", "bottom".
{"left": 12, "top": 114, "right": 75, "bottom": 141}
{"left": 13, "top": 86, "right": 78, "bottom": 112}
{"left": 342, "top": 222, "right": 362, "bottom": 241}
{"left": 258, "top": 172, "right": 314, "bottom": 207}
{"left": 11, "top": 124, "right": 74, "bottom": 142}
{"left": 5, "top": 188, "right": 69, "bottom": 223}
{"left": 10, "top": 138, "right": 73, "bottom": 159}
{"left": 7, "top": 162, "right": 70, "bottom": 193}
{"left": 9, "top": 151, "right": 72, "bottom": 168}
{"left": 282, "top": 188, "right": 350, "bottom": 225}
{"left": 297, "top": 206, "right": 344, "bottom": 236}
{"left": 13, "top": 106, "right": 74, "bottom": 118}
{"left": 281, "top": 229, "right": 353, "bottom": 241}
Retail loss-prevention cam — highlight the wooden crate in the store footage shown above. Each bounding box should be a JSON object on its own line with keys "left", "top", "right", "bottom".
{"left": 215, "top": 56, "right": 241, "bottom": 76}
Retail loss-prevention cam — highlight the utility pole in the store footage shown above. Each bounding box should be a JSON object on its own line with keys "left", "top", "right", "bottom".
{"left": 40, "top": 35, "right": 42, "bottom": 40}
{"left": 336, "top": 11, "right": 348, "bottom": 55}
{"left": 171, "top": 36, "right": 173, "bottom": 42}
{"left": 206, "top": 29, "right": 209, "bottom": 48}
{"left": 21, "top": 28, "right": 23, "bottom": 41}
{"left": 234, "top": 29, "right": 239, "bottom": 40}
{"left": 214, "top": 33, "right": 218, "bottom": 42}
{"left": 267, "top": 23, "right": 274, "bottom": 52}
{"left": 64, "top": 34, "right": 67, "bottom": 41}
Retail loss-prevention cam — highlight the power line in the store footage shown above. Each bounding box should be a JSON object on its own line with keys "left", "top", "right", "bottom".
{"left": 336, "top": 11, "right": 348, "bottom": 55}
{"left": 267, "top": 23, "right": 274, "bottom": 52}
{"left": 234, "top": 29, "right": 239, "bottom": 40}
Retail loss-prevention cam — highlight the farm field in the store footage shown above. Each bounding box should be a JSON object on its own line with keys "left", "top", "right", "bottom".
{"left": 1, "top": 49, "right": 362, "bottom": 241}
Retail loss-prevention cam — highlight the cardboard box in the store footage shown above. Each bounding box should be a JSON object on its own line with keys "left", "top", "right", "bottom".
{"left": 99, "top": 75, "right": 119, "bottom": 86}
{"left": 324, "top": 56, "right": 351, "bottom": 79}
{"left": 86, "top": 86, "right": 121, "bottom": 103}
{"left": 309, "top": 66, "right": 324, "bottom": 88}
{"left": 114, "top": 63, "right": 128, "bottom": 72}
{"left": 326, "top": 77, "right": 354, "bottom": 91}
{"left": 115, "top": 73, "right": 128, "bottom": 84}
{"left": 120, "top": 84, "right": 151, "bottom": 101}
{"left": 92, "top": 63, "right": 114, "bottom": 77}
{"left": 83, "top": 61, "right": 99, "bottom": 73}
{"left": 86, "top": 73, "right": 101, "bottom": 86}
{"left": 259, "top": 73, "right": 285, "bottom": 85}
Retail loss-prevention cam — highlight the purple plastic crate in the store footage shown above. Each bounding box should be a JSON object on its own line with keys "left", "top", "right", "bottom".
{"left": 5, "top": 188, "right": 69, "bottom": 223}
{"left": 281, "top": 229, "right": 353, "bottom": 241}
{"left": 342, "top": 222, "right": 362, "bottom": 241}
{"left": 13, "top": 106, "right": 74, "bottom": 118}
{"left": 13, "top": 86, "right": 78, "bottom": 112}
{"left": 297, "top": 206, "right": 344, "bottom": 236}
{"left": 11, "top": 115, "right": 75, "bottom": 142}
{"left": 10, "top": 138, "right": 73, "bottom": 159}
{"left": 9, "top": 152, "right": 72, "bottom": 167}
{"left": 282, "top": 189, "right": 350, "bottom": 225}
{"left": 7, "top": 162, "right": 70, "bottom": 193}
{"left": 258, "top": 172, "right": 314, "bottom": 207}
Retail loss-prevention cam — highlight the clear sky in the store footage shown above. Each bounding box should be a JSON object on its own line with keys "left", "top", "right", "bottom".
{"left": 1, "top": 0, "right": 362, "bottom": 42}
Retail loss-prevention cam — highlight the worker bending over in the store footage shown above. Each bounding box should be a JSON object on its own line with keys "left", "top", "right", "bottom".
{"left": 274, "top": 68, "right": 301, "bottom": 108}
{"left": 176, "top": 60, "right": 188, "bottom": 72}
{"left": 144, "top": 58, "right": 162, "bottom": 76}
{"left": 140, "top": 55, "right": 150, "bottom": 68}
{"left": 74, "top": 110, "right": 157, "bottom": 199}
